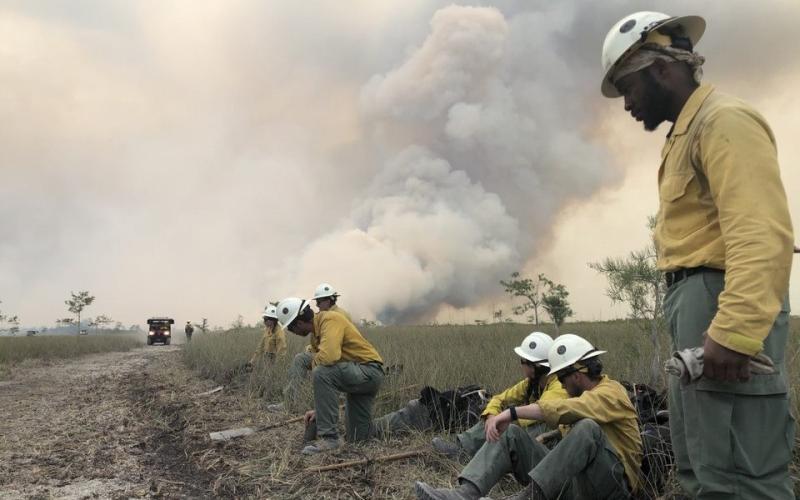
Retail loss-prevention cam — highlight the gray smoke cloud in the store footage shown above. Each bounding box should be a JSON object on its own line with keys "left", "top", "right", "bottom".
{"left": 1, "top": 1, "right": 798, "bottom": 326}
{"left": 274, "top": 5, "right": 613, "bottom": 322}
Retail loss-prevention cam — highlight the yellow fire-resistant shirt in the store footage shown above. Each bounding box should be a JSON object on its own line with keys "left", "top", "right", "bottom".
{"left": 305, "top": 304, "right": 354, "bottom": 353}
{"left": 329, "top": 304, "right": 353, "bottom": 323}
{"left": 312, "top": 310, "right": 383, "bottom": 367}
{"left": 482, "top": 374, "right": 567, "bottom": 428}
{"left": 655, "top": 84, "right": 794, "bottom": 356}
{"left": 250, "top": 323, "right": 287, "bottom": 363}
{"left": 538, "top": 375, "right": 642, "bottom": 493}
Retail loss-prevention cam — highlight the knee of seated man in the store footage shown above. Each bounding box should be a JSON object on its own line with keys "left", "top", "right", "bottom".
{"left": 503, "top": 423, "right": 529, "bottom": 441}
{"left": 571, "top": 419, "right": 601, "bottom": 437}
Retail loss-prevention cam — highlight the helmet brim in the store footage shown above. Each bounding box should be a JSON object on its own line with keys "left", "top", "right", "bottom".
{"left": 278, "top": 299, "right": 306, "bottom": 329}
{"left": 601, "top": 15, "right": 706, "bottom": 98}
{"left": 548, "top": 349, "right": 607, "bottom": 376}
{"left": 514, "top": 346, "right": 550, "bottom": 367}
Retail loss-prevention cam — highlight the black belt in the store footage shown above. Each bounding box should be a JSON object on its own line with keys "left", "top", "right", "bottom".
{"left": 664, "top": 266, "right": 724, "bottom": 288}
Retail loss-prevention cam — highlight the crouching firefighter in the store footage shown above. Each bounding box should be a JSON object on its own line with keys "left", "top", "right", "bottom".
{"left": 277, "top": 297, "right": 384, "bottom": 454}
{"left": 415, "top": 334, "right": 642, "bottom": 500}
{"left": 271, "top": 282, "right": 352, "bottom": 412}
{"left": 430, "top": 332, "right": 567, "bottom": 459}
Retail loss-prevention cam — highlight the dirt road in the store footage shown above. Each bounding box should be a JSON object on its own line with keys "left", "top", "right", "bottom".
{"left": 0, "top": 345, "right": 211, "bottom": 499}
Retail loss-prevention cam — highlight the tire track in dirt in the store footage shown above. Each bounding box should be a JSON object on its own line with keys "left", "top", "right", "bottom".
{"left": 0, "top": 345, "right": 210, "bottom": 499}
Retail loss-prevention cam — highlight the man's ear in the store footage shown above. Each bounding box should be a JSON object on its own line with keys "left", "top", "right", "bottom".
{"left": 648, "top": 58, "right": 671, "bottom": 82}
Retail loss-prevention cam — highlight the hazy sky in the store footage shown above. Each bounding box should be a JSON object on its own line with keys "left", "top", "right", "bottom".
{"left": 2, "top": 1, "right": 799, "bottom": 328}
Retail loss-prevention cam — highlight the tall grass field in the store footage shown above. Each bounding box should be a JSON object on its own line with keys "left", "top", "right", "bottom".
{"left": 0, "top": 334, "right": 143, "bottom": 368}
{"left": 183, "top": 318, "right": 799, "bottom": 496}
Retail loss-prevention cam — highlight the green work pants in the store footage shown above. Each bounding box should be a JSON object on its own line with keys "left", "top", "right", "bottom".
{"left": 459, "top": 419, "right": 629, "bottom": 499}
{"left": 313, "top": 361, "right": 384, "bottom": 442}
{"left": 457, "top": 420, "right": 548, "bottom": 458}
{"left": 283, "top": 351, "right": 313, "bottom": 410}
{"left": 370, "top": 398, "right": 432, "bottom": 438}
{"left": 664, "top": 271, "right": 795, "bottom": 499}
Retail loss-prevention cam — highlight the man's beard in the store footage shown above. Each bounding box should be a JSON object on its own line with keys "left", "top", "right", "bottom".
{"left": 566, "top": 385, "right": 583, "bottom": 398}
{"left": 640, "top": 70, "right": 672, "bottom": 132}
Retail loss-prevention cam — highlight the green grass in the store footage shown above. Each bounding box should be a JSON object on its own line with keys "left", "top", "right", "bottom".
{"left": 183, "top": 318, "right": 799, "bottom": 423}
{"left": 183, "top": 318, "right": 799, "bottom": 496}
{"left": 0, "top": 334, "right": 144, "bottom": 368}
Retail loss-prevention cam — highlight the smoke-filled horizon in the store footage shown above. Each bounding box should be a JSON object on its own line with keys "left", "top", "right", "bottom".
{"left": 2, "top": 1, "right": 799, "bottom": 328}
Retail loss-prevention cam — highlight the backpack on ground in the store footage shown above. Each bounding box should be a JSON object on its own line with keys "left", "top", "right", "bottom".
{"left": 621, "top": 381, "right": 672, "bottom": 499}
{"left": 419, "top": 384, "right": 491, "bottom": 432}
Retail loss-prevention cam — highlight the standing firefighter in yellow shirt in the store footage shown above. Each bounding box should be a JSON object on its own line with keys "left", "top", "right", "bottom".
{"left": 430, "top": 332, "right": 567, "bottom": 459}
{"left": 415, "top": 334, "right": 641, "bottom": 500}
{"left": 248, "top": 305, "right": 287, "bottom": 366}
{"left": 602, "top": 11, "right": 795, "bottom": 499}
{"left": 277, "top": 297, "right": 383, "bottom": 455}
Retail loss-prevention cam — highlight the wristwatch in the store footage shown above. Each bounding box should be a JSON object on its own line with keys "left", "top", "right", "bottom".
{"left": 509, "top": 405, "right": 518, "bottom": 422}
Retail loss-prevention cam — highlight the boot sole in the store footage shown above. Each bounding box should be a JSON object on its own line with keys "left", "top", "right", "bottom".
{"left": 414, "top": 482, "right": 445, "bottom": 500}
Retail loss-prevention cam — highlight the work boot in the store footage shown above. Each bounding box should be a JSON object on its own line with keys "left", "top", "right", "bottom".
{"left": 415, "top": 480, "right": 481, "bottom": 500}
{"left": 301, "top": 437, "right": 341, "bottom": 455}
{"left": 431, "top": 437, "right": 463, "bottom": 459}
{"left": 479, "top": 482, "right": 546, "bottom": 500}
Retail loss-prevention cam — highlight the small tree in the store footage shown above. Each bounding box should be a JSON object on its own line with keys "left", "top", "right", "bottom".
{"left": 492, "top": 309, "right": 503, "bottom": 323}
{"left": 194, "top": 318, "right": 209, "bottom": 334}
{"left": 6, "top": 315, "right": 19, "bottom": 336}
{"left": 57, "top": 318, "right": 75, "bottom": 328}
{"left": 65, "top": 291, "right": 95, "bottom": 335}
{"left": 91, "top": 314, "right": 113, "bottom": 332}
{"left": 500, "top": 272, "right": 547, "bottom": 324}
{"left": 231, "top": 314, "right": 245, "bottom": 331}
{"left": 540, "top": 277, "right": 573, "bottom": 334}
{"left": 589, "top": 216, "right": 666, "bottom": 386}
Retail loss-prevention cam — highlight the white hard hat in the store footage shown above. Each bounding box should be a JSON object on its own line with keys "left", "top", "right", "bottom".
{"left": 601, "top": 11, "right": 706, "bottom": 97}
{"left": 276, "top": 297, "right": 307, "bottom": 328}
{"left": 262, "top": 305, "right": 278, "bottom": 320}
{"left": 313, "top": 282, "right": 338, "bottom": 300}
{"left": 547, "top": 334, "right": 606, "bottom": 375}
{"left": 514, "top": 332, "right": 554, "bottom": 366}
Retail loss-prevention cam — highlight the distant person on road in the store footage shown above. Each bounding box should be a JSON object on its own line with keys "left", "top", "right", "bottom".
{"left": 602, "top": 11, "right": 795, "bottom": 498}
{"left": 184, "top": 321, "right": 194, "bottom": 342}
{"left": 269, "top": 282, "right": 353, "bottom": 412}
{"left": 276, "top": 297, "right": 383, "bottom": 454}
{"left": 248, "top": 305, "right": 287, "bottom": 366}
{"left": 414, "top": 334, "right": 642, "bottom": 500}
{"left": 428, "top": 332, "right": 567, "bottom": 460}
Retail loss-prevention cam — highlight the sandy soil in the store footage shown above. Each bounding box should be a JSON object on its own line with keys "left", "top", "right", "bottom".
{"left": 0, "top": 345, "right": 210, "bottom": 499}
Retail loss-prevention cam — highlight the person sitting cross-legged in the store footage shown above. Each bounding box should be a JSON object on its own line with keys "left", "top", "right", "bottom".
{"left": 430, "top": 332, "right": 567, "bottom": 460}
{"left": 414, "top": 334, "right": 642, "bottom": 500}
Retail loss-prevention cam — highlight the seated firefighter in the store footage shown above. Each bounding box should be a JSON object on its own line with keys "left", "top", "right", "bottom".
{"left": 415, "top": 334, "right": 642, "bottom": 500}
{"left": 247, "top": 305, "right": 287, "bottom": 366}
{"left": 430, "top": 332, "right": 567, "bottom": 459}
{"left": 269, "top": 282, "right": 352, "bottom": 412}
{"left": 276, "top": 297, "right": 384, "bottom": 454}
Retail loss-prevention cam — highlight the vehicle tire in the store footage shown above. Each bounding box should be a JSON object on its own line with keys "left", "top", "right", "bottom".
{"left": 147, "top": 338, "right": 152, "bottom": 346}
{"left": 165, "top": 338, "right": 171, "bottom": 345}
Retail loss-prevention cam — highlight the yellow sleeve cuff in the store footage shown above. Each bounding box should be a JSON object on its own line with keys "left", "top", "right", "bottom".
{"left": 707, "top": 326, "right": 763, "bottom": 356}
